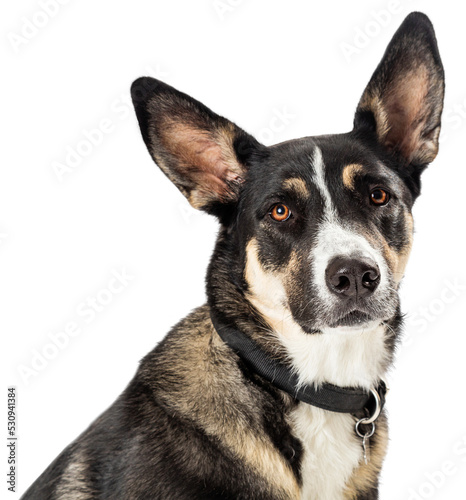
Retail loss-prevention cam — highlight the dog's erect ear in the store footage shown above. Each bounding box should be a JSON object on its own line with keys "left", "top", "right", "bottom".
{"left": 131, "top": 77, "right": 261, "bottom": 212}
{"left": 354, "top": 12, "right": 444, "bottom": 169}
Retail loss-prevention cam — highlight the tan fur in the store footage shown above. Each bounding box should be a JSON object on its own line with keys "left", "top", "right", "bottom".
{"left": 154, "top": 309, "right": 300, "bottom": 499}
{"left": 358, "top": 94, "right": 390, "bottom": 143}
{"left": 154, "top": 120, "right": 243, "bottom": 209}
{"left": 358, "top": 209, "right": 414, "bottom": 287}
{"left": 392, "top": 212, "right": 414, "bottom": 284}
{"left": 283, "top": 177, "right": 310, "bottom": 199}
{"left": 55, "top": 450, "right": 94, "bottom": 499}
{"left": 343, "top": 416, "right": 389, "bottom": 499}
{"left": 188, "top": 124, "right": 245, "bottom": 208}
{"left": 244, "top": 238, "right": 297, "bottom": 343}
{"left": 358, "top": 62, "right": 443, "bottom": 164}
{"left": 342, "top": 164, "right": 364, "bottom": 190}
{"left": 380, "top": 211, "right": 414, "bottom": 286}
{"left": 384, "top": 66, "right": 430, "bottom": 163}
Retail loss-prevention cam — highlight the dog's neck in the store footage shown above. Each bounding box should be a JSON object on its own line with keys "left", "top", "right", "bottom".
{"left": 278, "top": 320, "right": 391, "bottom": 391}
{"left": 210, "top": 307, "right": 388, "bottom": 416}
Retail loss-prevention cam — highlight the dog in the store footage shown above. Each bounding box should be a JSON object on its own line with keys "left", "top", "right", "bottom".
{"left": 22, "top": 12, "right": 444, "bottom": 500}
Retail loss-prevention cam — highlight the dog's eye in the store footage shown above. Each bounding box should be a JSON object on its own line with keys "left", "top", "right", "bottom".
{"left": 270, "top": 203, "right": 291, "bottom": 222}
{"left": 370, "top": 188, "right": 390, "bottom": 206}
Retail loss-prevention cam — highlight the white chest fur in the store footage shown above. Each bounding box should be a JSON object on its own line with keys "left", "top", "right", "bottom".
{"left": 281, "top": 322, "right": 389, "bottom": 389}
{"left": 281, "top": 323, "right": 389, "bottom": 499}
{"left": 290, "top": 404, "right": 362, "bottom": 500}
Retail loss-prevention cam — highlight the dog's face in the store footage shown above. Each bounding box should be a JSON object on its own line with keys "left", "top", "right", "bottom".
{"left": 132, "top": 13, "right": 444, "bottom": 338}
{"left": 235, "top": 135, "right": 414, "bottom": 334}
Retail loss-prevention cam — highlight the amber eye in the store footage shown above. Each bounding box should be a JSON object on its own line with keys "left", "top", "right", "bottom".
{"left": 270, "top": 203, "right": 291, "bottom": 222}
{"left": 370, "top": 188, "right": 390, "bottom": 206}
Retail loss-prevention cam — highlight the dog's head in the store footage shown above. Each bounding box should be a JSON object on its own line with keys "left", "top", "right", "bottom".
{"left": 132, "top": 13, "right": 444, "bottom": 342}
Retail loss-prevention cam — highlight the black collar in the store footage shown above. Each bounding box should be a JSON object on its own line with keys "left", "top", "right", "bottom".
{"left": 210, "top": 308, "right": 386, "bottom": 415}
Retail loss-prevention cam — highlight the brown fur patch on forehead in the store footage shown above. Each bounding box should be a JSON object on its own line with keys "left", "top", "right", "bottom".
{"left": 282, "top": 177, "right": 310, "bottom": 200}
{"left": 342, "top": 164, "right": 364, "bottom": 190}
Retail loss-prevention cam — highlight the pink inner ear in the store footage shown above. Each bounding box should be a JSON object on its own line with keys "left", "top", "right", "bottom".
{"left": 162, "top": 122, "right": 244, "bottom": 207}
{"left": 384, "top": 66, "right": 430, "bottom": 161}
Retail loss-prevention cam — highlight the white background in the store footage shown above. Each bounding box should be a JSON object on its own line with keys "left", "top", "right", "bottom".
{"left": 2, "top": 0, "right": 466, "bottom": 498}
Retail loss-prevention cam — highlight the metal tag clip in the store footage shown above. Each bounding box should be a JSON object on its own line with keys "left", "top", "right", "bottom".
{"left": 355, "top": 387, "right": 382, "bottom": 465}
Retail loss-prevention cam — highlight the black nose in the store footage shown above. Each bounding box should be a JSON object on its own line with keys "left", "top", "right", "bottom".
{"left": 325, "top": 256, "right": 380, "bottom": 298}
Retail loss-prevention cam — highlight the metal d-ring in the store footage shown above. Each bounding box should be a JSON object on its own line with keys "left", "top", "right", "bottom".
{"left": 359, "top": 387, "right": 382, "bottom": 425}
